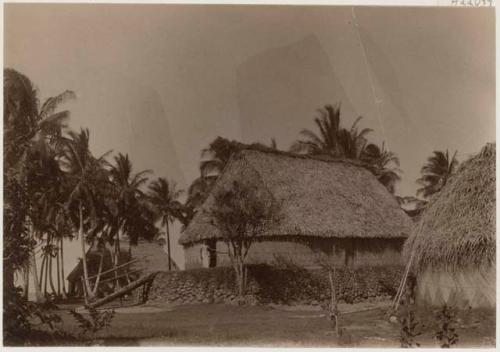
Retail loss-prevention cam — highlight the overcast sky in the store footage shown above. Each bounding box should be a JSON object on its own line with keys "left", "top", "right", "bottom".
{"left": 5, "top": 4, "right": 495, "bottom": 271}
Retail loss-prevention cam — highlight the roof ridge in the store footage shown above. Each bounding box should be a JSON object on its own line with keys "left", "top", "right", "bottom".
{"left": 238, "top": 147, "right": 372, "bottom": 169}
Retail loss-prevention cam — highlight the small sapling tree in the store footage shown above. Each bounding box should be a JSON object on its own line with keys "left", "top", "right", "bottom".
{"left": 208, "top": 180, "right": 280, "bottom": 302}
{"left": 68, "top": 307, "right": 115, "bottom": 344}
{"left": 314, "top": 253, "right": 341, "bottom": 336}
{"left": 398, "top": 286, "right": 421, "bottom": 348}
{"left": 435, "top": 304, "right": 459, "bottom": 348}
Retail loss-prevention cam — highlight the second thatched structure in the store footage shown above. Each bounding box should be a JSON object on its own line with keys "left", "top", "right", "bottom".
{"left": 403, "top": 143, "right": 496, "bottom": 309}
{"left": 180, "top": 149, "right": 412, "bottom": 269}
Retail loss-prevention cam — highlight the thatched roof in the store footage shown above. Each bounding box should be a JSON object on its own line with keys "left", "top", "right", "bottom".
{"left": 129, "top": 239, "right": 179, "bottom": 272}
{"left": 180, "top": 149, "right": 412, "bottom": 245}
{"left": 404, "top": 143, "right": 496, "bottom": 271}
{"left": 67, "top": 249, "right": 131, "bottom": 283}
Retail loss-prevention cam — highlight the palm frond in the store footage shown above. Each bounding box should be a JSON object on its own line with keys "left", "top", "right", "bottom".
{"left": 39, "top": 90, "right": 76, "bottom": 119}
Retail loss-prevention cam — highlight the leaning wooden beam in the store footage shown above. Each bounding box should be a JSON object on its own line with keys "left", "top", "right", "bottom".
{"left": 86, "top": 272, "right": 158, "bottom": 309}
{"left": 86, "top": 257, "right": 144, "bottom": 280}
{"left": 96, "top": 269, "right": 143, "bottom": 285}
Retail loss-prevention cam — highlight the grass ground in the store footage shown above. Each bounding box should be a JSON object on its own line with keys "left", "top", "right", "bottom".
{"left": 48, "top": 301, "right": 495, "bottom": 347}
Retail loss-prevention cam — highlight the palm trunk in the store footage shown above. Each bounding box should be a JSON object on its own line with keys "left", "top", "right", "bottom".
{"left": 113, "top": 231, "right": 121, "bottom": 291}
{"left": 48, "top": 253, "right": 57, "bottom": 296}
{"left": 79, "top": 202, "right": 93, "bottom": 300}
{"left": 166, "top": 221, "right": 172, "bottom": 271}
{"left": 39, "top": 254, "right": 46, "bottom": 288}
{"left": 56, "top": 247, "right": 61, "bottom": 296}
{"left": 43, "top": 254, "right": 49, "bottom": 296}
{"left": 22, "top": 267, "right": 30, "bottom": 300}
{"left": 91, "top": 253, "right": 105, "bottom": 296}
{"left": 60, "top": 237, "right": 67, "bottom": 298}
{"left": 29, "top": 226, "right": 45, "bottom": 303}
{"left": 31, "top": 252, "right": 45, "bottom": 303}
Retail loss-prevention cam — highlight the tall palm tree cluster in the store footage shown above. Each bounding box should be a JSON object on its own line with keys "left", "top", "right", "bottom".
{"left": 4, "top": 69, "right": 183, "bottom": 306}
{"left": 291, "top": 103, "right": 402, "bottom": 193}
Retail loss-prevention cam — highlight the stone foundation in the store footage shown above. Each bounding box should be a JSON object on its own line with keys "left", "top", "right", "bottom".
{"left": 148, "top": 264, "right": 403, "bottom": 306}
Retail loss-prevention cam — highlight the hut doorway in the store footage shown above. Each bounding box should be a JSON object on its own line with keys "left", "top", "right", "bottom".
{"left": 207, "top": 239, "right": 217, "bottom": 268}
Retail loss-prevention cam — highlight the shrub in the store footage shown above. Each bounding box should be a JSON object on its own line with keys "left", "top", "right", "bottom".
{"left": 435, "top": 304, "right": 459, "bottom": 348}
{"left": 398, "top": 290, "right": 421, "bottom": 348}
{"left": 68, "top": 307, "right": 115, "bottom": 344}
{"left": 3, "top": 286, "right": 66, "bottom": 346}
{"left": 149, "top": 264, "right": 404, "bottom": 306}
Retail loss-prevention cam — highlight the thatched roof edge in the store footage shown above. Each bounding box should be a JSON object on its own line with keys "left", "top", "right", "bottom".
{"left": 403, "top": 143, "right": 496, "bottom": 272}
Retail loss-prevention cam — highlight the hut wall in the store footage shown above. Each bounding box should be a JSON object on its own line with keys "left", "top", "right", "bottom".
{"left": 184, "top": 243, "right": 205, "bottom": 269}
{"left": 183, "top": 237, "right": 405, "bottom": 270}
{"left": 416, "top": 265, "right": 495, "bottom": 309}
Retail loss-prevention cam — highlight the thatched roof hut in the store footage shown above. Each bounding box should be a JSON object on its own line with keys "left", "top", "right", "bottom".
{"left": 67, "top": 239, "right": 178, "bottom": 297}
{"left": 404, "top": 143, "right": 495, "bottom": 308}
{"left": 180, "top": 149, "right": 412, "bottom": 269}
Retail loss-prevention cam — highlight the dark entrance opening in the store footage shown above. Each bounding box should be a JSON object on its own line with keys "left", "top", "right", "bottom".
{"left": 207, "top": 239, "right": 217, "bottom": 268}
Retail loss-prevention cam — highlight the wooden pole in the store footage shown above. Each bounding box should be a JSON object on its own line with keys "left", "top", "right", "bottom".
{"left": 329, "top": 269, "right": 339, "bottom": 336}
{"left": 166, "top": 220, "right": 172, "bottom": 271}
{"left": 393, "top": 250, "right": 415, "bottom": 311}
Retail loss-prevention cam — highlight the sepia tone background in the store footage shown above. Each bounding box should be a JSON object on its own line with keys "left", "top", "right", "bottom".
{"left": 4, "top": 4, "right": 495, "bottom": 272}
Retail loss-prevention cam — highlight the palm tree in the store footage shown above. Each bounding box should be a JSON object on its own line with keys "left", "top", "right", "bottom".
{"left": 200, "top": 137, "right": 244, "bottom": 177}
{"left": 291, "top": 104, "right": 343, "bottom": 156}
{"left": 362, "top": 142, "right": 401, "bottom": 194}
{"left": 416, "top": 150, "right": 459, "bottom": 199}
{"left": 291, "top": 103, "right": 372, "bottom": 160}
{"left": 4, "top": 68, "right": 75, "bottom": 170}
{"left": 4, "top": 68, "right": 75, "bottom": 299}
{"left": 337, "top": 116, "right": 373, "bottom": 160}
{"left": 60, "top": 128, "right": 111, "bottom": 300}
{"left": 148, "top": 178, "right": 183, "bottom": 271}
{"left": 109, "top": 153, "right": 151, "bottom": 270}
{"left": 26, "top": 142, "right": 71, "bottom": 300}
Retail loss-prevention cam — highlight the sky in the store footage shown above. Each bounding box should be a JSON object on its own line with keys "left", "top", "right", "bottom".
{"left": 5, "top": 4, "right": 495, "bottom": 275}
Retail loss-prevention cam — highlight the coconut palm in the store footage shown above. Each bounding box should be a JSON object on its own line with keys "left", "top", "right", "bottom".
{"left": 60, "top": 128, "right": 111, "bottom": 300}
{"left": 108, "top": 153, "right": 151, "bottom": 264}
{"left": 362, "top": 142, "right": 402, "bottom": 194}
{"left": 148, "top": 178, "right": 183, "bottom": 271}
{"left": 291, "top": 104, "right": 343, "bottom": 156}
{"left": 337, "top": 116, "right": 373, "bottom": 160}
{"left": 291, "top": 104, "right": 372, "bottom": 160}
{"left": 4, "top": 68, "right": 75, "bottom": 170}
{"left": 26, "top": 142, "right": 72, "bottom": 300}
{"left": 4, "top": 68, "right": 75, "bottom": 298}
{"left": 416, "top": 150, "right": 459, "bottom": 199}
